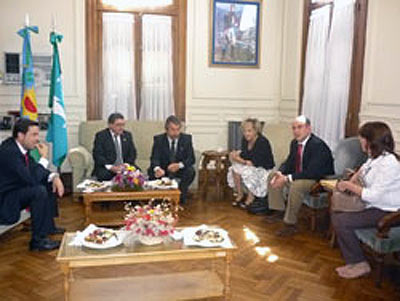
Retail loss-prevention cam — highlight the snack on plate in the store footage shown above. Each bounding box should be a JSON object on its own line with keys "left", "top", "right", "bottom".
{"left": 87, "top": 181, "right": 104, "bottom": 188}
{"left": 155, "top": 178, "right": 172, "bottom": 186}
{"left": 84, "top": 229, "right": 116, "bottom": 244}
{"left": 193, "top": 229, "right": 224, "bottom": 243}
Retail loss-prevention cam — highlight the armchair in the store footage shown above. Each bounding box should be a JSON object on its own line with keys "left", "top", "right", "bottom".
{"left": 355, "top": 210, "right": 400, "bottom": 287}
{"left": 303, "top": 137, "right": 367, "bottom": 231}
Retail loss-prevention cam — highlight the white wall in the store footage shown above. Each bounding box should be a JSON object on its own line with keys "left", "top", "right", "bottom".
{"left": 0, "top": 0, "right": 86, "bottom": 170}
{"left": 185, "top": 0, "right": 285, "bottom": 151}
{"left": 360, "top": 0, "right": 400, "bottom": 150}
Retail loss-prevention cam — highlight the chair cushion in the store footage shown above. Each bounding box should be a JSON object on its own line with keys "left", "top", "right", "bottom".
{"left": 355, "top": 226, "right": 400, "bottom": 254}
{"left": 303, "top": 193, "right": 329, "bottom": 209}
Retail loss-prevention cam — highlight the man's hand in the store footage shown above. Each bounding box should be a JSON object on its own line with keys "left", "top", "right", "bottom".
{"left": 36, "top": 143, "right": 49, "bottom": 158}
{"left": 270, "top": 172, "right": 287, "bottom": 189}
{"left": 155, "top": 168, "right": 165, "bottom": 178}
{"left": 52, "top": 176, "right": 64, "bottom": 197}
{"left": 110, "top": 165, "right": 123, "bottom": 174}
{"left": 167, "top": 163, "right": 180, "bottom": 173}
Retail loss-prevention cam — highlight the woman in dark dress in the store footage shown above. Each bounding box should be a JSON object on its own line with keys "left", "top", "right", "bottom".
{"left": 228, "top": 118, "right": 275, "bottom": 207}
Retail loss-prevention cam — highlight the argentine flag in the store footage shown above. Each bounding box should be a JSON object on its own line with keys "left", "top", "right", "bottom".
{"left": 46, "top": 32, "right": 68, "bottom": 168}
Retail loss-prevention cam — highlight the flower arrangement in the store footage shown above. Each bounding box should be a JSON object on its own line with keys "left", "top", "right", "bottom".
{"left": 124, "top": 199, "right": 176, "bottom": 245}
{"left": 111, "top": 164, "right": 145, "bottom": 192}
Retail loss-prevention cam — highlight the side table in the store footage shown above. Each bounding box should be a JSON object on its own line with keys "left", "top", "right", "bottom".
{"left": 200, "top": 150, "right": 230, "bottom": 201}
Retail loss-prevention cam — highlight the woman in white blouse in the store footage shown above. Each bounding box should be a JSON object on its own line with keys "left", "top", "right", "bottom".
{"left": 332, "top": 121, "right": 400, "bottom": 279}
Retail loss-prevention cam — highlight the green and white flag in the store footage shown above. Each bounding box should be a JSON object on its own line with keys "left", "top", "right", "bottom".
{"left": 46, "top": 32, "right": 67, "bottom": 168}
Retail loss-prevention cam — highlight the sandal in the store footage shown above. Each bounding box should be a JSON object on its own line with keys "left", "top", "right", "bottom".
{"left": 232, "top": 194, "right": 244, "bottom": 207}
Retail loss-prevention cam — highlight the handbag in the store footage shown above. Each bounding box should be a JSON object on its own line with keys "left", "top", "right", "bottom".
{"left": 331, "top": 177, "right": 366, "bottom": 212}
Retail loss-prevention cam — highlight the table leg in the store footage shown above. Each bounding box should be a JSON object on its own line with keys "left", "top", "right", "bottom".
{"left": 224, "top": 253, "right": 232, "bottom": 300}
{"left": 84, "top": 198, "right": 92, "bottom": 226}
{"left": 60, "top": 264, "right": 71, "bottom": 301}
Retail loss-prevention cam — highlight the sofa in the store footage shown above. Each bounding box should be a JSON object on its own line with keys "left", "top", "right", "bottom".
{"left": 262, "top": 123, "right": 293, "bottom": 167}
{"left": 68, "top": 120, "right": 200, "bottom": 194}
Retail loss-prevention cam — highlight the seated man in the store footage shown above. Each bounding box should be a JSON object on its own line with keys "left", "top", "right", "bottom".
{"left": 92, "top": 113, "right": 138, "bottom": 181}
{"left": 148, "top": 115, "right": 195, "bottom": 205}
{"left": 0, "top": 118, "right": 65, "bottom": 251}
{"left": 268, "top": 115, "right": 334, "bottom": 236}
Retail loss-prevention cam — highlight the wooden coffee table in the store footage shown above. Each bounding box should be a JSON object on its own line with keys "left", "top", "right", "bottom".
{"left": 56, "top": 231, "right": 236, "bottom": 301}
{"left": 83, "top": 189, "right": 181, "bottom": 226}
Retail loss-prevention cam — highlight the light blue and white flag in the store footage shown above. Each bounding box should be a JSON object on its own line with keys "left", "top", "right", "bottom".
{"left": 46, "top": 32, "right": 67, "bottom": 168}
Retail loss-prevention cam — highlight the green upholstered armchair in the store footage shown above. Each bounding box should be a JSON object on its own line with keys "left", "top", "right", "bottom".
{"left": 303, "top": 137, "right": 367, "bottom": 231}
{"left": 355, "top": 211, "right": 400, "bottom": 287}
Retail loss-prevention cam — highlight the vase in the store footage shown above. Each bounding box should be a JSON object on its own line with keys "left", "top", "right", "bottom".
{"left": 138, "top": 235, "right": 164, "bottom": 246}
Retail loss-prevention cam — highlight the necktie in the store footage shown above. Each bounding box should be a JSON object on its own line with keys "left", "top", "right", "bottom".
{"left": 295, "top": 143, "right": 303, "bottom": 173}
{"left": 169, "top": 139, "right": 176, "bottom": 162}
{"left": 24, "top": 153, "right": 29, "bottom": 167}
{"left": 114, "top": 135, "right": 123, "bottom": 165}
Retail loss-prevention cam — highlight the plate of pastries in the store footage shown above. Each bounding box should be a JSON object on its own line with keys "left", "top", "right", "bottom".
{"left": 82, "top": 228, "right": 123, "bottom": 249}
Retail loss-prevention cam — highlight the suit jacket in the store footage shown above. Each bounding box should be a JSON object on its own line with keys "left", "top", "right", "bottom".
{"left": 0, "top": 138, "right": 50, "bottom": 224}
{"left": 92, "top": 129, "right": 137, "bottom": 180}
{"left": 279, "top": 134, "right": 334, "bottom": 181}
{"left": 148, "top": 133, "right": 195, "bottom": 178}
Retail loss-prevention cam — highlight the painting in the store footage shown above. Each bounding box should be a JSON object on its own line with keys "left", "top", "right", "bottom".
{"left": 210, "top": 0, "right": 261, "bottom": 67}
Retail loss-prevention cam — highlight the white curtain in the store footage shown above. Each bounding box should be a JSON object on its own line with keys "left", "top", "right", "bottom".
{"left": 302, "top": 6, "right": 331, "bottom": 131}
{"left": 139, "top": 15, "right": 174, "bottom": 121}
{"left": 319, "top": 0, "right": 355, "bottom": 150}
{"left": 102, "top": 13, "right": 137, "bottom": 120}
{"left": 302, "top": 0, "right": 355, "bottom": 151}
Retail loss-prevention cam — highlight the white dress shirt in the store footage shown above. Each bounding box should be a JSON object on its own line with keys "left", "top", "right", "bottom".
{"left": 288, "top": 134, "right": 311, "bottom": 182}
{"left": 361, "top": 152, "right": 400, "bottom": 212}
{"left": 105, "top": 130, "right": 123, "bottom": 170}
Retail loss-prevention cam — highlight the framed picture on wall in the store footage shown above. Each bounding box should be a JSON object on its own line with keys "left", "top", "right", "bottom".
{"left": 210, "top": 0, "right": 261, "bottom": 67}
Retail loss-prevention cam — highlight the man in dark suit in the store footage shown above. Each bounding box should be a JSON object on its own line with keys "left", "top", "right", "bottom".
{"left": 268, "top": 115, "right": 334, "bottom": 236}
{"left": 148, "top": 115, "right": 195, "bottom": 205}
{"left": 0, "top": 118, "right": 65, "bottom": 251}
{"left": 92, "top": 113, "right": 138, "bottom": 181}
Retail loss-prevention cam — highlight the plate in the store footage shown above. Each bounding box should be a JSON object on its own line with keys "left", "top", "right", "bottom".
{"left": 182, "top": 226, "right": 231, "bottom": 248}
{"left": 145, "top": 179, "right": 178, "bottom": 190}
{"left": 81, "top": 230, "right": 123, "bottom": 249}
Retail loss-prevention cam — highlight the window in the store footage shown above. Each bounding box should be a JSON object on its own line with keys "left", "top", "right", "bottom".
{"left": 300, "top": 0, "right": 368, "bottom": 137}
{"left": 86, "top": 0, "right": 187, "bottom": 121}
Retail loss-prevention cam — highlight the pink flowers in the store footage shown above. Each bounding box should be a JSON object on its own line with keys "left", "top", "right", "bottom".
{"left": 111, "top": 164, "right": 145, "bottom": 192}
{"left": 124, "top": 200, "right": 176, "bottom": 238}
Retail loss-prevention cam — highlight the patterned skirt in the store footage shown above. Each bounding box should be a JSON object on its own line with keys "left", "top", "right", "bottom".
{"left": 227, "top": 162, "right": 272, "bottom": 198}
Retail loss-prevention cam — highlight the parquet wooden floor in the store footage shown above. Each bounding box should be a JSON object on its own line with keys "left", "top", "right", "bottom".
{"left": 0, "top": 191, "right": 399, "bottom": 301}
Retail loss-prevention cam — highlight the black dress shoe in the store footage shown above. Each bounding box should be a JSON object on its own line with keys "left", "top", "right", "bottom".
{"left": 29, "top": 238, "right": 61, "bottom": 251}
{"left": 247, "top": 203, "right": 270, "bottom": 215}
{"left": 49, "top": 227, "right": 66, "bottom": 235}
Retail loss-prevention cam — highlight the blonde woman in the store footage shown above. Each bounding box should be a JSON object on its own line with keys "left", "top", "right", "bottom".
{"left": 227, "top": 118, "right": 275, "bottom": 208}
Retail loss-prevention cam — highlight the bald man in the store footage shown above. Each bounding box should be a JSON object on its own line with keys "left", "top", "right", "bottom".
{"left": 267, "top": 115, "right": 334, "bottom": 237}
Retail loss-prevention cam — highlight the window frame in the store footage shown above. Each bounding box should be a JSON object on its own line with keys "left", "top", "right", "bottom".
{"left": 299, "top": 0, "right": 368, "bottom": 136}
{"left": 86, "top": 0, "right": 187, "bottom": 120}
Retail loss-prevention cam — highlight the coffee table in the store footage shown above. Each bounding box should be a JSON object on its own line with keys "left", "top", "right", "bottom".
{"left": 56, "top": 231, "right": 236, "bottom": 301}
{"left": 83, "top": 189, "right": 181, "bottom": 226}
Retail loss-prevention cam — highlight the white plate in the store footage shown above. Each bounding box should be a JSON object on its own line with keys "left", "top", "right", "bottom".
{"left": 182, "top": 226, "right": 232, "bottom": 248}
{"left": 145, "top": 179, "right": 178, "bottom": 190}
{"left": 81, "top": 231, "right": 123, "bottom": 249}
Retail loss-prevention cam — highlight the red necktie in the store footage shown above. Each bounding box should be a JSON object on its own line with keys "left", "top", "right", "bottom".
{"left": 295, "top": 144, "right": 303, "bottom": 173}
{"left": 24, "top": 153, "right": 29, "bottom": 167}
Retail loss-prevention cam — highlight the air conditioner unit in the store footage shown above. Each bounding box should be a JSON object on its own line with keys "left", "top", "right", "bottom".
{"left": 4, "top": 52, "right": 52, "bottom": 86}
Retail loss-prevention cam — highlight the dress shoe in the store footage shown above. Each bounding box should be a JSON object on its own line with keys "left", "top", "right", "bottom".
{"left": 49, "top": 227, "right": 66, "bottom": 235}
{"left": 275, "top": 224, "right": 298, "bottom": 237}
{"left": 265, "top": 211, "right": 284, "bottom": 224}
{"left": 29, "top": 238, "right": 61, "bottom": 251}
{"left": 247, "top": 201, "right": 270, "bottom": 215}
